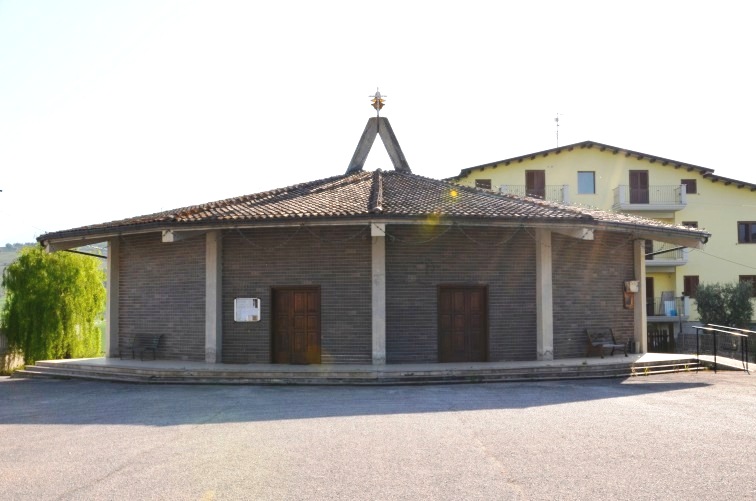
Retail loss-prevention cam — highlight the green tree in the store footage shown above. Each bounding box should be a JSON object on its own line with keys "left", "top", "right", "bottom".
{"left": 1, "top": 246, "right": 106, "bottom": 364}
{"left": 695, "top": 281, "right": 754, "bottom": 328}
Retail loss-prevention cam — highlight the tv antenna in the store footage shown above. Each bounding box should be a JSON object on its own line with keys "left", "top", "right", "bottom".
{"left": 555, "top": 113, "right": 564, "bottom": 147}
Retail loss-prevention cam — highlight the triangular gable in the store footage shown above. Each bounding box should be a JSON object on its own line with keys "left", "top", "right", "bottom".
{"left": 346, "top": 117, "right": 411, "bottom": 174}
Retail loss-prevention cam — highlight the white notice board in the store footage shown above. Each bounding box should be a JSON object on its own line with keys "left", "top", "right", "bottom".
{"left": 234, "top": 298, "right": 261, "bottom": 322}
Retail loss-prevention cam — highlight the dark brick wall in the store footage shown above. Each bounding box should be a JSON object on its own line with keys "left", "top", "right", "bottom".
{"left": 118, "top": 233, "right": 205, "bottom": 361}
{"left": 222, "top": 226, "right": 372, "bottom": 364}
{"left": 385, "top": 225, "right": 537, "bottom": 363}
{"left": 114, "top": 225, "right": 637, "bottom": 365}
{"left": 552, "top": 232, "right": 636, "bottom": 358}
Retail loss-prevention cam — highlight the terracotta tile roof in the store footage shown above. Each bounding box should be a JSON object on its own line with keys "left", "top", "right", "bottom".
{"left": 38, "top": 170, "right": 710, "bottom": 242}
{"left": 452, "top": 140, "right": 713, "bottom": 179}
{"left": 452, "top": 140, "right": 756, "bottom": 191}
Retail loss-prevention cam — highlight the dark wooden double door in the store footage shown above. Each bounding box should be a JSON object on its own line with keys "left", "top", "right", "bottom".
{"left": 438, "top": 286, "right": 488, "bottom": 362}
{"left": 526, "top": 170, "right": 545, "bottom": 199}
{"left": 630, "top": 170, "right": 649, "bottom": 204}
{"left": 272, "top": 287, "right": 321, "bottom": 364}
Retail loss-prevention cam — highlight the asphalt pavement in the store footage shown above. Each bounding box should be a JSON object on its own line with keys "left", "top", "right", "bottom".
{"left": 0, "top": 372, "right": 754, "bottom": 500}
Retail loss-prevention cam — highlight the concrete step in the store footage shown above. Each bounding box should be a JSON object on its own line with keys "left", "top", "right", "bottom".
{"left": 11, "top": 368, "right": 148, "bottom": 384}
{"left": 12, "top": 359, "right": 709, "bottom": 385}
{"left": 629, "top": 363, "right": 706, "bottom": 376}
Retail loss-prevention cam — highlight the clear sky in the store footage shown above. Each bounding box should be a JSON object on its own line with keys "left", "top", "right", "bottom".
{"left": 1, "top": 0, "right": 755, "bottom": 245}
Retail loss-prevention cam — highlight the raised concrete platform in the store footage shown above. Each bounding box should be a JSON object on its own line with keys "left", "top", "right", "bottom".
{"left": 10, "top": 353, "right": 736, "bottom": 385}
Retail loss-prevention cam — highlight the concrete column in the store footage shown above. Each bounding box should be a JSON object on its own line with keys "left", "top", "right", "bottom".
{"left": 105, "top": 238, "right": 120, "bottom": 358}
{"left": 634, "top": 239, "right": 648, "bottom": 353}
{"left": 205, "top": 231, "right": 223, "bottom": 363}
{"left": 371, "top": 223, "right": 386, "bottom": 365}
{"left": 536, "top": 228, "right": 554, "bottom": 361}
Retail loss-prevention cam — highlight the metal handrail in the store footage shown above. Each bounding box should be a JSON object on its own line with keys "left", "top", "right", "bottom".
{"left": 692, "top": 325, "right": 750, "bottom": 374}
{"left": 710, "top": 324, "right": 754, "bottom": 373}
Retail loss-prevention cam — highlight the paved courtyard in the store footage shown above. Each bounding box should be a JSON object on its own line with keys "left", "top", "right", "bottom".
{"left": 0, "top": 372, "right": 754, "bottom": 500}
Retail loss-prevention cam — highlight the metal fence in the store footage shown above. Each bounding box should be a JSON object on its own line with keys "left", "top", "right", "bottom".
{"left": 688, "top": 325, "right": 751, "bottom": 372}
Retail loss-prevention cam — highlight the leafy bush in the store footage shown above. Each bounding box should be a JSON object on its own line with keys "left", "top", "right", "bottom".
{"left": 695, "top": 281, "right": 754, "bottom": 328}
{"left": 1, "top": 246, "right": 106, "bottom": 364}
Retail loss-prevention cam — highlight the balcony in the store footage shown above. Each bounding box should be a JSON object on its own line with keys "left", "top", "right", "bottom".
{"left": 613, "top": 184, "right": 687, "bottom": 212}
{"left": 645, "top": 295, "right": 692, "bottom": 353}
{"left": 499, "top": 185, "right": 570, "bottom": 204}
{"left": 646, "top": 295, "right": 690, "bottom": 322}
{"left": 645, "top": 241, "right": 688, "bottom": 267}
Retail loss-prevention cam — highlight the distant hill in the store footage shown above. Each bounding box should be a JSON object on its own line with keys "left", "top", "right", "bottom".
{"left": 2, "top": 242, "right": 36, "bottom": 252}
{"left": 0, "top": 243, "right": 35, "bottom": 272}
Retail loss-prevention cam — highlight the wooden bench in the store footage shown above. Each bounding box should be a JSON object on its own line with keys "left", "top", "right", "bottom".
{"left": 586, "top": 328, "right": 627, "bottom": 358}
{"left": 121, "top": 334, "right": 163, "bottom": 361}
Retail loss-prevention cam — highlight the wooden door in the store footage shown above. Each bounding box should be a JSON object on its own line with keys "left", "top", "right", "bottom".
{"left": 629, "top": 170, "right": 649, "bottom": 204}
{"left": 525, "top": 170, "right": 546, "bottom": 198}
{"left": 645, "top": 277, "right": 655, "bottom": 317}
{"left": 438, "top": 286, "right": 487, "bottom": 362}
{"left": 272, "top": 287, "right": 321, "bottom": 364}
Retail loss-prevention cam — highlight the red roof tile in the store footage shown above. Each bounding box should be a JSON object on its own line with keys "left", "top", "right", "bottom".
{"left": 39, "top": 170, "right": 710, "bottom": 242}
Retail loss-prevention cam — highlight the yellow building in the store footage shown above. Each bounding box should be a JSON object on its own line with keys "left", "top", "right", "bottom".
{"left": 451, "top": 140, "right": 756, "bottom": 344}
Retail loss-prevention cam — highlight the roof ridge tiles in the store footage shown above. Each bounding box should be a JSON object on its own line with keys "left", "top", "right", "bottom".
{"left": 368, "top": 169, "right": 384, "bottom": 214}
{"left": 123, "top": 171, "right": 374, "bottom": 226}
{"left": 186, "top": 171, "right": 371, "bottom": 211}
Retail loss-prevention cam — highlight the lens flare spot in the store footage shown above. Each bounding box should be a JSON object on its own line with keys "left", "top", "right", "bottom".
{"left": 425, "top": 213, "right": 441, "bottom": 226}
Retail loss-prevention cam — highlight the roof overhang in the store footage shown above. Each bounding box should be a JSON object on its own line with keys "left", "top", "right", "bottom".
{"left": 595, "top": 224, "right": 708, "bottom": 249}
{"left": 40, "top": 217, "right": 708, "bottom": 255}
{"left": 452, "top": 140, "right": 718, "bottom": 181}
{"left": 451, "top": 140, "right": 756, "bottom": 192}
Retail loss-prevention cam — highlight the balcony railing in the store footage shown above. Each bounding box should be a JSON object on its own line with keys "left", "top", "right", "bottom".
{"left": 499, "top": 185, "right": 570, "bottom": 204}
{"left": 613, "top": 184, "right": 687, "bottom": 211}
{"left": 645, "top": 241, "right": 688, "bottom": 267}
{"left": 646, "top": 295, "right": 690, "bottom": 319}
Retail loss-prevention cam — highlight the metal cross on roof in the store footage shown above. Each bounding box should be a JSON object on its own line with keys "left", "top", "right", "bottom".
{"left": 370, "top": 88, "right": 385, "bottom": 116}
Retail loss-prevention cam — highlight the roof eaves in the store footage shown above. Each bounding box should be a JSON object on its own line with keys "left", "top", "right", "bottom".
{"left": 701, "top": 172, "right": 756, "bottom": 191}
{"left": 451, "top": 140, "right": 718, "bottom": 181}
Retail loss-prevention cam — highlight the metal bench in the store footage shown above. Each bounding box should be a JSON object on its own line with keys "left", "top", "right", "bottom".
{"left": 586, "top": 328, "right": 627, "bottom": 358}
{"left": 121, "top": 334, "right": 163, "bottom": 361}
